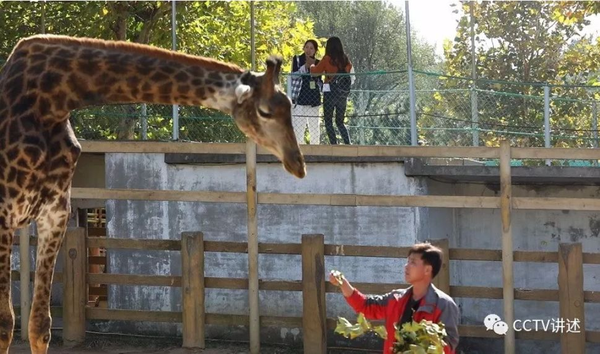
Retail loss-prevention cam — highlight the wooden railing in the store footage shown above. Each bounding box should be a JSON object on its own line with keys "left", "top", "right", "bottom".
{"left": 43, "top": 230, "right": 598, "bottom": 353}
{"left": 13, "top": 140, "right": 600, "bottom": 354}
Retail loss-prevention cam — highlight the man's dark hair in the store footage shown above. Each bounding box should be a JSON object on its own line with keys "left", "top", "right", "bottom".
{"left": 408, "top": 243, "right": 443, "bottom": 278}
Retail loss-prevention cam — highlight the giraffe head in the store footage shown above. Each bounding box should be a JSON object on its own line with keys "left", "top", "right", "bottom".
{"left": 232, "top": 56, "right": 306, "bottom": 178}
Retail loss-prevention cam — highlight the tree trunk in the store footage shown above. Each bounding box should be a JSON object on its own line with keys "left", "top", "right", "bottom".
{"left": 113, "top": 1, "right": 174, "bottom": 140}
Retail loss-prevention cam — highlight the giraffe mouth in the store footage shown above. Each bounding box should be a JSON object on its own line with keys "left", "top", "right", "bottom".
{"left": 282, "top": 150, "right": 306, "bottom": 179}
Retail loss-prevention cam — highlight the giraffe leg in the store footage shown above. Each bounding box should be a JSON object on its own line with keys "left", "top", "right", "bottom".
{"left": 29, "top": 204, "right": 69, "bottom": 354}
{"left": 0, "top": 227, "right": 15, "bottom": 354}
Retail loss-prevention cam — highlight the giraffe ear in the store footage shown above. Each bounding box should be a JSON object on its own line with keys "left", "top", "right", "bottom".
{"left": 235, "top": 84, "right": 253, "bottom": 104}
{"left": 263, "top": 55, "right": 283, "bottom": 92}
{"left": 272, "top": 56, "right": 282, "bottom": 85}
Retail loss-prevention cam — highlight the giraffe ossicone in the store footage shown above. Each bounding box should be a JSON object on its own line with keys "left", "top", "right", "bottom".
{"left": 0, "top": 34, "right": 306, "bottom": 354}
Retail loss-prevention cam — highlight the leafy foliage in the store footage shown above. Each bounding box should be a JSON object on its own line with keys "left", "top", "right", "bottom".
{"left": 335, "top": 314, "right": 447, "bottom": 354}
{"left": 335, "top": 313, "right": 387, "bottom": 340}
{"left": 0, "top": 1, "right": 315, "bottom": 141}
{"left": 393, "top": 320, "right": 447, "bottom": 354}
{"left": 433, "top": 1, "right": 600, "bottom": 148}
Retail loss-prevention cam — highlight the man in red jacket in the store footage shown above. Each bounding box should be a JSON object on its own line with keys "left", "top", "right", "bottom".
{"left": 329, "top": 242, "right": 460, "bottom": 354}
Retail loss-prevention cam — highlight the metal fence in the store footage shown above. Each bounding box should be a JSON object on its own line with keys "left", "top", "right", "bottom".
{"left": 287, "top": 70, "right": 411, "bottom": 146}
{"left": 70, "top": 104, "right": 245, "bottom": 143}
{"left": 415, "top": 71, "right": 600, "bottom": 150}
{"left": 2, "top": 52, "right": 600, "bottom": 149}
{"left": 64, "top": 70, "right": 600, "bottom": 151}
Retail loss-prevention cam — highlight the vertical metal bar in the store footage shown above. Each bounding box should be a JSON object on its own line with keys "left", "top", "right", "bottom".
{"left": 251, "top": 1, "right": 256, "bottom": 71}
{"left": 593, "top": 101, "right": 598, "bottom": 166}
{"left": 141, "top": 104, "right": 148, "bottom": 140}
{"left": 40, "top": 1, "right": 46, "bottom": 34}
{"left": 171, "top": 0, "right": 179, "bottom": 140}
{"left": 470, "top": 2, "right": 479, "bottom": 147}
{"left": 544, "top": 85, "right": 550, "bottom": 165}
{"left": 247, "top": 2, "right": 259, "bottom": 354}
{"left": 359, "top": 91, "right": 366, "bottom": 145}
{"left": 593, "top": 101, "right": 598, "bottom": 148}
{"left": 405, "top": 1, "right": 417, "bottom": 146}
{"left": 471, "top": 88, "right": 479, "bottom": 146}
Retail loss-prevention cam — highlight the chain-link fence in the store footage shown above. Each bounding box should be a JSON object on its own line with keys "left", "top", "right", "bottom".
{"left": 2, "top": 51, "right": 600, "bottom": 149}
{"left": 71, "top": 104, "right": 246, "bottom": 142}
{"left": 414, "top": 71, "right": 600, "bottom": 150}
{"left": 62, "top": 70, "right": 600, "bottom": 151}
{"left": 286, "top": 70, "right": 411, "bottom": 146}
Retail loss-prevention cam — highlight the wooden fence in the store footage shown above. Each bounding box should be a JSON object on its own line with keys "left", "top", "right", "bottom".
{"left": 12, "top": 140, "right": 600, "bottom": 354}
{"left": 13, "top": 230, "right": 598, "bottom": 353}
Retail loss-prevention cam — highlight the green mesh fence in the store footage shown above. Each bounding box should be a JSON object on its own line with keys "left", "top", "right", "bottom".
{"left": 286, "top": 70, "right": 410, "bottom": 146}
{"left": 2, "top": 52, "right": 600, "bottom": 150}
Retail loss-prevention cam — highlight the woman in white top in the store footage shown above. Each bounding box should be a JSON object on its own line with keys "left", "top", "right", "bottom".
{"left": 290, "top": 40, "right": 323, "bottom": 144}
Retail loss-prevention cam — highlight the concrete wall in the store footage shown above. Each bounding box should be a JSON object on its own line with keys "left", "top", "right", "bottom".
{"left": 99, "top": 153, "right": 600, "bottom": 353}
{"left": 102, "top": 153, "right": 428, "bottom": 339}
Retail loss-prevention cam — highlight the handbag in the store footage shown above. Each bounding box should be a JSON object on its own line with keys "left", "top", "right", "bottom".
{"left": 290, "top": 56, "right": 303, "bottom": 103}
{"left": 329, "top": 66, "right": 351, "bottom": 97}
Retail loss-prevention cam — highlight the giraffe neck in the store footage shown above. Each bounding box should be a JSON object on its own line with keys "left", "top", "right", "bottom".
{"left": 2, "top": 35, "right": 248, "bottom": 120}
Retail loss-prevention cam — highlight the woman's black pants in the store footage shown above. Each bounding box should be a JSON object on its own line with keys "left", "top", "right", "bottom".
{"left": 323, "top": 91, "right": 351, "bottom": 144}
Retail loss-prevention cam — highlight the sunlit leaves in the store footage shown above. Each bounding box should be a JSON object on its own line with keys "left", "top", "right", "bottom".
{"left": 336, "top": 315, "right": 447, "bottom": 354}
{"left": 0, "top": 1, "right": 315, "bottom": 141}
{"left": 435, "top": 1, "right": 600, "bottom": 148}
{"left": 335, "top": 313, "right": 387, "bottom": 340}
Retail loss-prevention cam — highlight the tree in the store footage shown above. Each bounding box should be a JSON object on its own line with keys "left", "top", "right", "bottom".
{"left": 0, "top": 1, "right": 315, "bottom": 141}
{"left": 434, "top": 1, "right": 600, "bottom": 149}
{"left": 297, "top": 0, "right": 438, "bottom": 145}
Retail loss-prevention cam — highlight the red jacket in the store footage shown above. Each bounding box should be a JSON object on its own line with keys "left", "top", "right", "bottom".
{"left": 345, "top": 283, "right": 459, "bottom": 354}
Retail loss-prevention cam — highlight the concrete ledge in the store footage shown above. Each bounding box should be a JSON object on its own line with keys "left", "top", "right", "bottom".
{"left": 405, "top": 158, "right": 600, "bottom": 185}
{"left": 165, "top": 153, "right": 405, "bottom": 165}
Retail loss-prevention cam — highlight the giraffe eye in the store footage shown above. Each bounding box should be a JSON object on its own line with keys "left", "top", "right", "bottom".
{"left": 257, "top": 107, "right": 272, "bottom": 118}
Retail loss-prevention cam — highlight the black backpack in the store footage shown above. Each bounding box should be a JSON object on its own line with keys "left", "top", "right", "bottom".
{"left": 330, "top": 66, "right": 351, "bottom": 97}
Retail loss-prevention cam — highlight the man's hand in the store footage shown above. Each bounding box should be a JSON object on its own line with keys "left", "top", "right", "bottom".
{"left": 329, "top": 270, "right": 355, "bottom": 297}
{"left": 329, "top": 270, "right": 344, "bottom": 286}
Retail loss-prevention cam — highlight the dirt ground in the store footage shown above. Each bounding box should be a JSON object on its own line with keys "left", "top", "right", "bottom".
{"left": 8, "top": 342, "right": 305, "bottom": 354}
{"left": 6, "top": 334, "right": 305, "bottom": 354}
{"left": 6, "top": 334, "right": 375, "bottom": 354}
{"left": 7, "top": 342, "right": 311, "bottom": 354}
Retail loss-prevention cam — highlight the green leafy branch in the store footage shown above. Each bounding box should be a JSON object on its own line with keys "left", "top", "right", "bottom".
{"left": 335, "top": 315, "right": 447, "bottom": 354}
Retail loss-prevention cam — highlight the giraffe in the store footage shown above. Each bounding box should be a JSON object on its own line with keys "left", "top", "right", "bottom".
{"left": 0, "top": 34, "right": 306, "bottom": 354}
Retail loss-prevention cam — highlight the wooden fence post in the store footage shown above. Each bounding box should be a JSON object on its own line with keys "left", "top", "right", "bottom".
{"left": 63, "top": 227, "right": 87, "bottom": 346}
{"left": 181, "top": 232, "right": 205, "bottom": 349}
{"left": 302, "top": 234, "right": 326, "bottom": 354}
{"left": 431, "top": 239, "right": 450, "bottom": 294}
{"left": 500, "top": 140, "right": 515, "bottom": 354}
{"left": 558, "top": 243, "right": 585, "bottom": 354}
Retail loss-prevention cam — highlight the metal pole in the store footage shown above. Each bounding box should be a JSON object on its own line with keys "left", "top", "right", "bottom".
{"left": 405, "top": 0, "right": 417, "bottom": 146}
{"left": 593, "top": 101, "right": 598, "bottom": 166}
{"left": 40, "top": 1, "right": 46, "bottom": 34}
{"left": 141, "top": 104, "right": 148, "bottom": 140}
{"left": 544, "top": 85, "right": 550, "bottom": 165}
{"left": 593, "top": 101, "right": 598, "bottom": 149}
{"left": 359, "top": 92, "right": 366, "bottom": 145}
{"left": 171, "top": 0, "right": 179, "bottom": 140}
{"left": 470, "top": 2, "right": 479, "bottom": 146}
{"left": 247, "top": 2, "right": 259, "bottom": 354}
